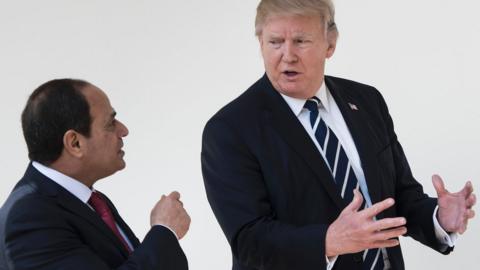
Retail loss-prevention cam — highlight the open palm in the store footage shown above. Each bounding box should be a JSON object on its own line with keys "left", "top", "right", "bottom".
{"left": 433, "top": 174, "right": 476, "bottom": 234}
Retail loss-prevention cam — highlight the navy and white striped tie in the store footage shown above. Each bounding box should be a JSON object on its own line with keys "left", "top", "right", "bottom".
{"left": 304, "top": 97, "right": 384, "bottom": 270}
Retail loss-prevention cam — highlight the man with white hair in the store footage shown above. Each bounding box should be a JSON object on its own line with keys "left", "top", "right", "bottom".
{"left": 201, "top": 0, "right": 476, "bottom": 269}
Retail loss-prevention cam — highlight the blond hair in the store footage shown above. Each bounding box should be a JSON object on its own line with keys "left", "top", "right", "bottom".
{"left": 255, "top": 0, "right": 338, "bottom": 37}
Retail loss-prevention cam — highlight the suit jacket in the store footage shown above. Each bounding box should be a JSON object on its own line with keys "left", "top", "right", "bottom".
{"left": 0, "top": 163, "right": 188, "bottom": 270}
{"left": 201, "top": 75, "right": 452, "bottom": 270}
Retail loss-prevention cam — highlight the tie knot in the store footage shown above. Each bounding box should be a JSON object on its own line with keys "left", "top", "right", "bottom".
{"left": 89, "top": 191, "right": 109, "bottom": 214}
{"left": 304, "top": 97, "right": 320, "bottom": 113}
{"left": 304, "top": 97, "right": 321, "bottom": 127}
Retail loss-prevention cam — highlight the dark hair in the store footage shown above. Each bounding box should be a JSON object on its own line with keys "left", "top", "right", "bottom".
{"left": 21, "top": 79, "right": 92, "bottom": 164}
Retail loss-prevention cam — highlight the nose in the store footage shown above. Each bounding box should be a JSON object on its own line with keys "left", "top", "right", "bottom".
{"left": 282, "top": 41, "right": 298, "bottom": 63}
{"left": 117, "top": 120, "right": 129, "bottom": 137}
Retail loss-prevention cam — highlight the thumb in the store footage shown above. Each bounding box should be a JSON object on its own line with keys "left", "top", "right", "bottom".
{"left": 432, "top": 174, "right": 447, "bottom": 197}
{"left": 344, "top": 188, "right": 364, "bottom": 213}
{"left": 168, "top": 191, "right": 181, "bottom": 200}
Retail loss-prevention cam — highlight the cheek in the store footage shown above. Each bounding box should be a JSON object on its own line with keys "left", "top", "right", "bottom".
{"left": 263, "top": 51, "right": 280, "bottom": 68}
{"left": 266, "top": 59, "right": 278, "bottom": 73}
{"left": 265, "top": 57, "right": 280, "bottom": 77}
{"left": 304, "top": 53, "right": 326, "bottom": 72}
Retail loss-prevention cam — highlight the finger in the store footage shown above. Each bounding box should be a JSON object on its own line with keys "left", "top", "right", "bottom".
{"left": 467, "top": 193, "right": 476, "bottom": 208}
{"left": 372, "top": 226, "right": 407, "bottom": 242}
{"left": 455, "top": 215, "right": 470, "bottom": 234}
{"left": 160, "top": 195, "right": 166, "bottom": 200}
{"left": 466, "top": 209, "right": 475, "bottom": 219}
{"left": 177, "top": 199, "right": 184, "bottom": 207}
{"left": 432, "top": 174, "right": 448, "bottom": 197}
{"left": 168, "top": 191, "right": 181, "bottom": 200}
{"left": 461, "top": 181, "right": 474, "bottom": 197}
{"left": 362, "top": 198, "right": 395, "bottom": 218}
{"left": 344, "top": 188, "right": 364, "bottom": 213}
{"left": 368, "top": 239, "right": 400, "bottom": 249}
{"left": 370, "top": 217, "right": 407, "bottom": 231}
{"left": 459, "top": 224, "right": 467, "bottom": 235}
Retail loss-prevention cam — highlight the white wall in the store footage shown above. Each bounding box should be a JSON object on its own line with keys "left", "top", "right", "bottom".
{"left": 0, "top": 0, "right": 478, "bottom": 269}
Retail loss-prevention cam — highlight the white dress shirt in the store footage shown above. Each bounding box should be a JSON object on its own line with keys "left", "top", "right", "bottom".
{"left": 279, "top": 82, "right": 456, "bottom": 269}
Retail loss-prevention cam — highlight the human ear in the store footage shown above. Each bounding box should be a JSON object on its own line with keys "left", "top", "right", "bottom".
{"left": 63, "top": 130, "right": 83, "bottom": 158}
{"left": 326, "top": 31, "right": 338, "bottom": 58}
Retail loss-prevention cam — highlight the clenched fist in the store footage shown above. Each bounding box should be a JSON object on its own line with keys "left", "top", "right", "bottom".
{"left": 150, "top": 191, "right": 191, "bottom": 240}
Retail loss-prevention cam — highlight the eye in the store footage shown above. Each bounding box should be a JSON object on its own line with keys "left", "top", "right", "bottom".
{"left": 106, "top": 119, "right": 117, "bottom": 130}
{"left": 268, "top": 39, "right": 283, "bottom": 48}
{"left": 295, "top": 38, "right": 310, "bottom": 45}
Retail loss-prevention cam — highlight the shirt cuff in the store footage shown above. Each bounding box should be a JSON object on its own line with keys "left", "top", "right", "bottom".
{"left": 325, "top": 255, "right": 338, "bottom": 270}
{"left": 154, "top": 224, "right": 179, "bottom": 240}
{"left": 433, "top": 205, "right": 458, "bottom": 248}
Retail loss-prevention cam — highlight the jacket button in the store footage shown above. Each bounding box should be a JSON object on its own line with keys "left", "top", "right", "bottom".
{"left": 353, "top": 254, "right": 362, "bottom": 263}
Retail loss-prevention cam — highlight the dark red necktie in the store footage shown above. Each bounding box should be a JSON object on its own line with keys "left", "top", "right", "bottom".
{"left": 88, "top": 191, "right": 132, "bottom": 254}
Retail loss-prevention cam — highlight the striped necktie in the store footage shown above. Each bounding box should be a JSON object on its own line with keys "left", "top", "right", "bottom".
{"left": 304, "top": 97, "right": 384, "bottom": 270}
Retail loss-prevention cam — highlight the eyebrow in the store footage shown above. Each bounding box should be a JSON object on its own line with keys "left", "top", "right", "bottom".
{"left": 267, "top": 32, "right": 314, "bottom": 39}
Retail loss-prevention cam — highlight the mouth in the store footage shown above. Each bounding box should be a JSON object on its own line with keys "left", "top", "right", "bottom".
{"left": 282, "top": 70, "right": 300, "bottom": 79}
{"left": 118, "top": 141, "right": 125, "bottom": 155}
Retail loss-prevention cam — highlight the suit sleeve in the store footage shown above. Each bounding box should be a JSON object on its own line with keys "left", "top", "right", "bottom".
{"left": 3, "top": 197, "right": 188, "bottom": 270}
{"left": 201, "top": 117, "right": 329, "bottom": 270}
{"left": 374, "top": 89, "right": 453, "bottom": 254}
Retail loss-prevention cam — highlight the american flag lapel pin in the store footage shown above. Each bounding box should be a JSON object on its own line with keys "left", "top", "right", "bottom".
{"left": 348, "top": 103, "right": 358, "bottom": 111}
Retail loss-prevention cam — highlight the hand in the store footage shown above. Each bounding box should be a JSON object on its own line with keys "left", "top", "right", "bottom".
{"left": 325, "top": 189, "right": 407, "bottom": 257}
{"left": 432, "top": 174, "right": 476, "bottom": 234}
{"left": 150, "top": 191, "right": 191, "bottom": 239}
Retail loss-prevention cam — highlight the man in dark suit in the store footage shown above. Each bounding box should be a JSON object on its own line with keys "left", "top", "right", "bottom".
{"left": 0, "top": 79, "right": 190, "bottom": 269}
{"left": 201, "top": 0, "right": 476, "bottom": 269}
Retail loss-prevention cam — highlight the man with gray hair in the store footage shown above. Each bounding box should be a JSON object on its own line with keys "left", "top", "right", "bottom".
{"left": 201, "top": 0, "right": 476, "bottom": 269}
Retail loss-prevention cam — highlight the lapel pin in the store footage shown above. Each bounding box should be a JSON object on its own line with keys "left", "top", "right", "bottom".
{"left": 348, "top": 103, "right": 359, "bottom": 111}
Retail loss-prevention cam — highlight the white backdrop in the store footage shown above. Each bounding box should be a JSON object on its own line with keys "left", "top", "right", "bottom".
{"left": 0, "top": 0, "right": 478, "bottom": 269}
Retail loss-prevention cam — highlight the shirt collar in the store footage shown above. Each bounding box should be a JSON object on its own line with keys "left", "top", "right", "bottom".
{"left": 280, "top": 80, "right": 331, "bottom": 117}
{"left": 32, "top": 161, "right": 92, "bottom": 203}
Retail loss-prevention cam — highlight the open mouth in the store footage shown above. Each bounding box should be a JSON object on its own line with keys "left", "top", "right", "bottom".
{"left": 283, "top": 71, "right": 300, "bottom": 77}
{"left": 118, "top": 143, "right": 124, "bottom": 155}
{"left": 118, "top": 141, "right": 124, "bottom": 153}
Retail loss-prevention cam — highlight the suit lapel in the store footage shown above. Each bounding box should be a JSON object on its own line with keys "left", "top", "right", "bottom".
{"left": 102, "top": 192, "right": 141, "bottom": 248}
{"left": 26, "top": 165, "right": 130, "bottom": 257}
{"left": 325, "top": 77, "right": 384, "bottom": 207}
{"left": 259, "top": 76, "right": 345, "bottom": 210}
{"left": 57, "top": 191, "right": 130, "bottom": 257}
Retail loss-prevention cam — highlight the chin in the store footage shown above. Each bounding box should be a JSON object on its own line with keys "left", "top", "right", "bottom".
{"left": 110, "top": 160, "right": 126, "bottom": 174}
{"left": 118, "top": 160, "right": 126, "bottom": 170}
{"left": 279, "top": 86, "right": 309, "bottom": 99}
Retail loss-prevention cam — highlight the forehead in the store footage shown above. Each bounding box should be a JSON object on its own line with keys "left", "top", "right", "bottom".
{"left": 81, "top": 85, "right": 112, "bottom": 120}
{"left": 262, "top": 14, "right": 323, "bottom": 36}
